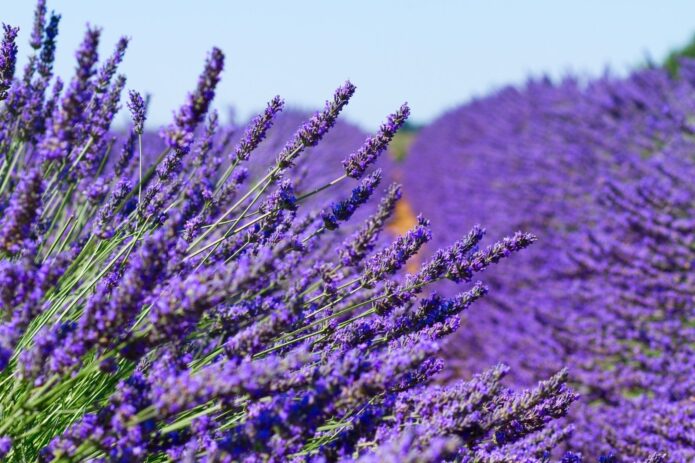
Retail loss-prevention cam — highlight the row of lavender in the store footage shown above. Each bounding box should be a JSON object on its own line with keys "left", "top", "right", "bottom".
{"left": 0, "top": 1, "right": 609, "bottom": 462}
{"left": 404, "top": 66, "right": 695, "bottom": 461}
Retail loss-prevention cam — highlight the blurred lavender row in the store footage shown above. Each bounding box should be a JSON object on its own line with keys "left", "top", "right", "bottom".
{"left": 403, "top": 64, "right": 695, "bottom": 460}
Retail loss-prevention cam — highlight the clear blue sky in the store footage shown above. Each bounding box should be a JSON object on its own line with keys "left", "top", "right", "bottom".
{"left": 4, "top": 1, "right": 695, "bottom": 130}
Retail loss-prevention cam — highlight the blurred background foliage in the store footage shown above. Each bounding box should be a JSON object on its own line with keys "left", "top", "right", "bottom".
{"left": 665, "top": 33, "right": 695, "bottom": 75}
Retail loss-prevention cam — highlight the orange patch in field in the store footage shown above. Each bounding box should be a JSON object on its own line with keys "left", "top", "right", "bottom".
{"left": 387, "top": 197, "right": 421, "bottom": 273}
{"left": 388, "top": 198, "right": 418, "bottom": 235}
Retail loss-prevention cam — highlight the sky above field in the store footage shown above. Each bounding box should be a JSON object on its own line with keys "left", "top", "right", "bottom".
{"left": 4, "top": 1, "right": 695, "bottom": 130}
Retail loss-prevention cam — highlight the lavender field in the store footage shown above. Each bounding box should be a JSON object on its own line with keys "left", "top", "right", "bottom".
{"left": 0, "top": 1, "right": 693, "bottom": 462}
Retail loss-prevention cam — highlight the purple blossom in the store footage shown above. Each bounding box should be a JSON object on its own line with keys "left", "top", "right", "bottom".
{"left": 338, "top": 182, "right": 401, "bottom": 267}
{"left": 276, "top": 81, "right": 356, "bottom": 169}
{"left": 321, "top": 169, "right": 382, "bottom": 230}
{"left": 360, "top": 215, "right": 432, "bottom": 286}
{"left": 0, "top": 24, "right": 19, "bottom": 101}
{"left": 37, "top": 12, "right": 60, "bottom": 78}
{"left": 0, "top": 169, "right": 43, "bottom": 255}
{"left": 163, "top": 47, "right": 225, "bottom": 153}
{"left": 29, "top": 0, "right": 46, "bottom": 50}
{"left": 38, "top": 25, "right": 101, "bottom": 161}
{"left": 343, "top": 103, "right": 410, "bottom": 179}
{"left": 233, "top": 95, "right": 284, "bottom": 162}
{"left": 0, "top": 436, "right": 11, "bottom": 459}
{"left": 93, "top": 36, "right": 128, "bottom": 94}
{"left": 127, "top": 89, "right": 146, "bottom": 135}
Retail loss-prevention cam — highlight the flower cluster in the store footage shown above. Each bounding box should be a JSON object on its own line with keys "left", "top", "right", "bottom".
{"left": 0, "top": 2, "right": 575, "bottom": 462}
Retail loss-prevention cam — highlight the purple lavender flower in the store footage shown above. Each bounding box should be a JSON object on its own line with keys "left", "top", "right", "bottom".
{"left": 338, "top": 182, "right": 401, "bottom": 266}
{"left": 343, "top": 103, "right": 410, "bottom": 179}
{"left": 234, "top": 95, "right": 284, "bottom": 162}
{"left": 0, "top": 436, "right": 11, "bottom": 459}
{"left": 29, "top": 0, "right": 46, "bottom": 50}
{"left": 360, "top": 215, "right": 432, "bottom": 286}
{"left": 79, "top": 74, "right": 127, "bottom": 175}
{"left": 127, "top": 89, "right": 146, "bottom": 135}
{"left": 0, "top": 24, "right": 19, "bottom": 101}
{"left": 39, "top": 25, "right": 101, "bottom": 161}
{"left": 37, "top": 12, "right": 60, "bottom": 78}
{"left": 321, "top": 169, "right": 382, "bottom": 230}
{"left": 445, "top": 230, "right": 536, "bottom": 282}
{"left": 0, "top": 169, "right": 43, "bottom": 255}
{"left": 276, "top": 81, "right": 356, "bottom": 168}
{"left": 114, "top": 129, "right": 136, "bottom": 177}
{"left": 93, "top": 36, "right": 128, "bottom": 94}
{"left": 163, "top": 47, "right": 225, "bottom": 153}
{"left": 94, "top": 178, "right": 131, "bottom": 238}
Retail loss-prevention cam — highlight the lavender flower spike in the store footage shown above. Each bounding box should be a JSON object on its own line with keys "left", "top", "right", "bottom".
{"left": 38, "top": 12, "right": 60, "bottom": 78}
{"left": 29, "top": 0, "right": 47, "bottom": 50}
{"left": 93, "top": 36, "right": 129, "bottom": 94}
{"left": 0, "top": 169, "right": 43, "bottom": 255}
{"left": 277, "top": 81, "right": 356, "bottom": 168}
{"left": 321, "top": 169, "right": 382, "bottom": 230}
{"left": 338, "top": 183, "right": 402, "bottom": 266}
{"left": 234, "top": 95, "right": 284, "bottom": 162}
{"left": 163, "top": 47, "right": 225, "bottom": 153}
{"left": 0, "top": 24, "right": 19, "bottom": 101}
{"left": 343, "top": 102, "right": 410, "bottom": 179}
{"left": 127, "top": 90, "right": 146, "bottom": 134}
{"left": 39, "top": 25, "right": 101, "bottom": 161}
{"left": 361, "top": 215, "right": 432, "bottom": 286}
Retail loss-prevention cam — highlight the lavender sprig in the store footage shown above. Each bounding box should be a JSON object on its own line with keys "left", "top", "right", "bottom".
{"left": 127, "top": 90, "right": 146, "bottom": 135}
{"left": 343, "top": 102, "right": 410, "bottom": 179}
{"left": 163, "top": 47, "right": 225, "bottom": 154}
{"left": 29, "top": 0, "right": 46, "bottom": 50}
{"left": 0, "top": 24, "right": 19, "bottom": 101}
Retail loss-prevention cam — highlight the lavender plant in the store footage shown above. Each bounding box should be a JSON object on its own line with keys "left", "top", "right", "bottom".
{"left": 0, "top": 2, "right": 576, "bottom": 461}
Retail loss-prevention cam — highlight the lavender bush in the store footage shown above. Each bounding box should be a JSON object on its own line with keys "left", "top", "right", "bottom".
{"left": 403, "top": 64, "right": 695, "bottom": 461}
{"left": 562, "top": 151, "right": 695, "bottom": 461}
{"left": 0, "top": 2, "right": 581, "bottom": 461}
